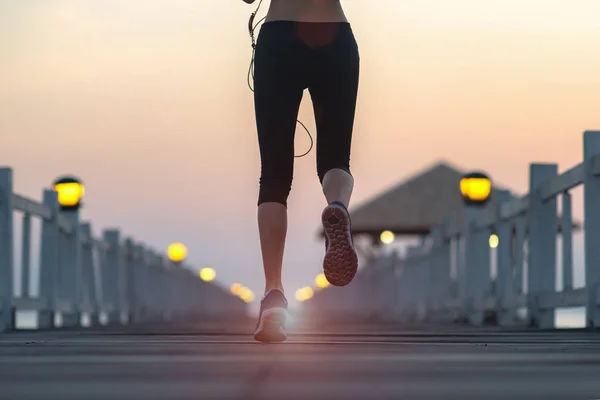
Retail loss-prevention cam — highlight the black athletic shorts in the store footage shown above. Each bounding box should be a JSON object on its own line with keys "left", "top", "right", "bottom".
{"left": 253, "top": 21, "right": 360, "bottom": 206}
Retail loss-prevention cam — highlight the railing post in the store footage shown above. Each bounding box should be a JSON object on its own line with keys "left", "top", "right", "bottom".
{"left": 187, "top": 269, "right": 198, "bottom": 319}
{"left": 395, "top": 252, "right": 409, "bottom": 321}
{"left": 463, "top": 207, "right": 490, "bottom": 326}
{"left": 79, "top": 223, "right": 98, "bottom": 326}
{"left": 528, "top": 163, "right": 558, "bottom": 328}
{"left": 561, "top": 192, "right": 574, "bottom": 291}
{"left": 378, "top": 254, "right": 396, "bottom": 321}
{"left": 123, "top": 238, "right": 137, "bottom": 323}
{"left": 147, "top": 251, "right": 160, "bottom": 321}
{"left": 163, "top": 262, "right": 175, "bottom": 321}
{"left": 158, "top": 257, "right": 170, "bottom": 321}
{"left": 583, "top": 130, "right": 600, "bottom": 328}
{"left": 459, "top": 227, "right": 469, "bottom": 318}
{"left": 425, "top": 230, "right": 437, "bottom": 318}
{"left": 417, "top": 249, "right": 429, "bottom": 322}
{"left": 117, "top": 237, "right": 128, "bottom": 325}
{"left": 514, "top": 214, "right": 526, "bottom": 295}
{"left": 177, "top": 267, "right": 185, "bottom": 320}
{"left": 438, "top": 219, "right": 452, "bottom": 317}
{"left": 39, "top": 189, "right": 60, "bottom": 329}
{"left": 495, "top": 190, "right": 515, "bottom": 326}
{"left": 140, "top": 247, "right": 151, "bottom": 320}
{"left": 408, "top": 245, "right": 423, "bottom": 322}
{"left": 101, "top": 229, "right": 121, "bottom": 324}
{"left": 176, "top": 267, "right": 186, "bottom": 320}
{"left": 456, "top": 234, "right": 467, "bottom": 317}
{"left": 0, "top": 167, "right": 14, "bottom": 332}
{"left": 381, "top": 250, "right": 400, "bottom": 321}
{"left": 170, "top": 266, "right": 182, "bottom": 320}
{"left": 20, "top": 213, "right": 32, "bottom": 299}
{"left": 428, "top": 226, "right": 448, "bottom": 321}
{"left": 131, "top": 243, "right": 145, "bottom": 323}
{"left": 367, "top": 255, "right": 382, "bottom": 320}
{"left": 144, "top": 248, "right": 159, "bottom": 322}
{"left": 58, "top": 209, "right": 82, "bottom": 327}
{"left": 157, "top": 258, "right": 170, "bottom": 322}
{"left": 154, "top": 252, "right": 167, "bottom": 321}
{"left": 135, "top": 244, "right": 150, "bottom": 322}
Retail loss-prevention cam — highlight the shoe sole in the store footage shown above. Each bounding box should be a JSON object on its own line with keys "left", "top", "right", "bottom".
{"left": 321, "top": 203, "right": 358, "bottom": 287}
{"left": 253, "top": 308, "right": 288, "bottom": 344}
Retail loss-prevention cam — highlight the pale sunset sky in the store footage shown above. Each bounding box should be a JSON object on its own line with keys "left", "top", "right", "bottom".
{"left": 1, "top": 0, "right": 599, "bottom": 310}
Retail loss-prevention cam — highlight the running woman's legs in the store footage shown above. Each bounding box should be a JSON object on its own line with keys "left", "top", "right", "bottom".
{"left": 307, "top": 22, "right": 360, "bottom": 286}
{"left": 253, "top": 21, "right": 306, "bottom": 342}
{"left": 254, "top": 22, "right": 306, "bottom": 295}
{"left": 252, "top": 21, "right": 360, "bottom": 342}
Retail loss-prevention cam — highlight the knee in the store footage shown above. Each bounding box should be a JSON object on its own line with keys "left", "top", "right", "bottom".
{"left": 258, "top": 174, "right": 292, "bottom": 207}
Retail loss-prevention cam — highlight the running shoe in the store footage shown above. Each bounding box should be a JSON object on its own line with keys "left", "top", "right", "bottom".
{"left": 253, "top": 289, "right": 288, "bottom": 343}
{"left": 321, "top": 201, "right": 358, "bottom": 286}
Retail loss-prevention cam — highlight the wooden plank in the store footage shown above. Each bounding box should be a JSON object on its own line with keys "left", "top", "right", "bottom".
{"left": 12, "top": 194, "right": 51, "bottom": 219}
{"left": 499, "top": 195, "right": 529, "bottom": 220}
{"left": 539, "top": 164, "right": 584, "bottom": 201}
{"left": 12, "top": 296, "right": 49, "bottom": 311}
{"left": 538, "top": 288, "right": 587, "bottom": 310}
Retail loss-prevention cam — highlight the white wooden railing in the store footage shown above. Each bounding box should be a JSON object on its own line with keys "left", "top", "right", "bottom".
{"left": 0, "top": 170, "right": 246, "bottom": 333}
{"left": 304, "top": 130, "right": 600, "bottom": 329}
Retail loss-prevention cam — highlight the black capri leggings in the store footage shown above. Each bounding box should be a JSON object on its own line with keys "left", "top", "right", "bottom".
{"left": 253, "top": 21, "right": 360, "bottom": 207}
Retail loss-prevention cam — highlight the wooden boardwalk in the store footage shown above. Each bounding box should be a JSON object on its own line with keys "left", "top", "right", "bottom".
{"left": 2, "top": 322, "right": 600, "bottom": 400}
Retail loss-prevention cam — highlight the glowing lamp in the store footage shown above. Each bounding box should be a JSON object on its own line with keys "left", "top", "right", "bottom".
{"left": 295, "top": 286, "right": 314, "bottom": 302}
{"left": 315, "top": 273, "right": 329, "bottom": 289}
{"left": 380, "top": 230, "right": 395, "bottom": 245}
{"left": 199, "top": 267, "right": 216, "bottom": 282}
{"left": 167, "top": 242, "right": 187, "bottom": 264}
{"left": 52, "top": 176, "right": 84, "bottom": 211}
{"left": 489, "top": 234, "right": 499, "bottom": 249}
{"left": 460, "top": 172, "right": 492, "bottom": 206}
{"left": 238, "top": 286, "right": 254, "bottom": 303}
{"left": 230, "top": 283, "right": 242, "bottom": 295}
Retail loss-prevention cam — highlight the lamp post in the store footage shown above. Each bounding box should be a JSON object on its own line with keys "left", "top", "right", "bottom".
{"left": 380, "top": 230, "right": 395, "bottom": 245}
{"left": 489, "top": 234, "right": 499, "bottom": 248}
{"left": 295, "top": 286, "right": 314, "bottom": 302}
{"left": 52, "top": 176, "right": 85, "bottom": 212}
{"left": 230, "top": 283, "right": 242, "bottom": 296}
{"left": 167, "top": 242, "right": 187, "bottom": 265}
{"left": 238, "top": 286, "right": 255, "bottom": 303}
{"left": 51, "top": 176, "right": 85, "bottom": 327}
{"left": 199, "top": 267, "right": 216, "bottom": 282}
{"left": 315, "top": 273, "right": 329, "bottom": 290}
{"left": 460, "top": 172, "right": 492, "bottom": 206}
{"left": 459, "top": 171, "right": 493, "bottom": 326}
{"left": 230, "top": 284, "right": 255, "bottom": 303}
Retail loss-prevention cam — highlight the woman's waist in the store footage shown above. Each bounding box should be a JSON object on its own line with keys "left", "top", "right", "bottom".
{"left": 264, "top": 0, "right": 348, "bottom": 23}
